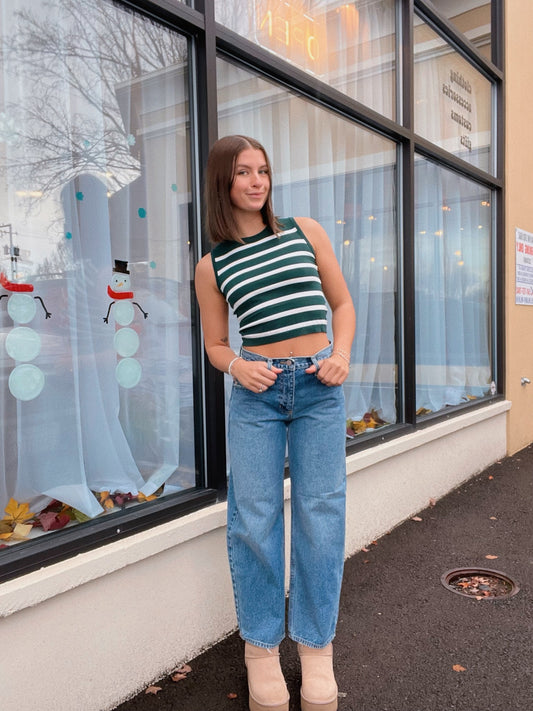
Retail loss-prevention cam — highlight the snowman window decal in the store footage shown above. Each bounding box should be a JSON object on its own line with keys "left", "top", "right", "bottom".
{"left": 0, "top": 271, "right": 52, "bottom": 401}
{"left": 104, "top": 260, "right": 148, "bottom": 389}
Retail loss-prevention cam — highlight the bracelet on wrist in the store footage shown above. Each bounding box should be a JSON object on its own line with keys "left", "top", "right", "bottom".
{"left": 332, "top": 350, "right": 350, "bottom": 365}
{"left": 227, "top": 356, "right": 241, "bottom": 377}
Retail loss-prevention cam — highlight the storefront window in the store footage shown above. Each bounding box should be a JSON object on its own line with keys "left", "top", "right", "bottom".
{"left": 415, "top": 157, "right": 492, "bottom": 417}
{"left": 217, "top": 58, "right": 398, "bottom": 439}
{"left": 0, "top": 0, "right": 196, "bottom": 547}
{"left": 430, "top": 1, "right": 492, "bottom": 61}
{"left": 215, "top": 0, "right": 396, "bottom": 120}
{"left": 414, "top": 15, "right": 493, "bottom": 174}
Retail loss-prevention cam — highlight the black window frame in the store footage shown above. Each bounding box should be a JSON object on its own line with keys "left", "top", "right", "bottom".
{"left": 0, "top": 0, "right": 504, "bottom": 583}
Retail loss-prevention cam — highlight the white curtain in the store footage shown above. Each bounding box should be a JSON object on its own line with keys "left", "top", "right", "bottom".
{"left": 217, "top": 57, "right": 398, "bottom": 427}
{"left": 0, "top": 0, "right": 193, "bottom": 527}
{"left": 415, "top": 158, "right": 492, "bottom": 412}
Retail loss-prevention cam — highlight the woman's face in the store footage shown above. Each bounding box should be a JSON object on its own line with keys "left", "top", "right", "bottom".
{"left": 229, "top": 148, "right": 270, "bottom": 215}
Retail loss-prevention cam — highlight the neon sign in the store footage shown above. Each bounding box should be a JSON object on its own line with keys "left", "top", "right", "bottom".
{"left": 254, "top": 0, "right": 328, "bottom": 73}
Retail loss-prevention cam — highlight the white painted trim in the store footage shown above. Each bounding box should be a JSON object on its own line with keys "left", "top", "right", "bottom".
{"left": 346, "top": 400, "right": 511, "bottom": 473}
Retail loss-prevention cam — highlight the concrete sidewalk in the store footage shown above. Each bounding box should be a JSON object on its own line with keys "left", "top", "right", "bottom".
{"left": 115, "top": 444, "right": 533, "bottom": 711}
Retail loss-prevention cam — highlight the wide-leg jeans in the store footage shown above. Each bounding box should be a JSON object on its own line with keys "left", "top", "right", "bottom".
{"left": 227, "top": 345, "right": 346, "bottom": 649}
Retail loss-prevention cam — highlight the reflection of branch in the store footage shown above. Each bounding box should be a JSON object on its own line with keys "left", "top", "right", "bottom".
{"left": 0, "top": 0, "right": 186, "bottom": 197}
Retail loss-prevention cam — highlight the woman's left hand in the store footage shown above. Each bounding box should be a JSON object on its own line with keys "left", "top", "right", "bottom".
{"left": 305, "top": 353, "right": 350, "bottom": 386}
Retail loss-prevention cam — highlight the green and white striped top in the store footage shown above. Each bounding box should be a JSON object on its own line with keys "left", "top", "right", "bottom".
{"left": 211, "top": 217, "right": 328, "bottom": 346}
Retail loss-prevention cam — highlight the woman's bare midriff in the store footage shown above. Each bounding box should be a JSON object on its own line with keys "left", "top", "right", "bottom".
{"left": 243, "top": 332, "right": 331, "bottom": 358}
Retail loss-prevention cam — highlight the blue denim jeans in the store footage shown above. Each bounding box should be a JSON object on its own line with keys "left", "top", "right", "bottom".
{"left": 227, "top": 344, "right": 346, "bottom": 649}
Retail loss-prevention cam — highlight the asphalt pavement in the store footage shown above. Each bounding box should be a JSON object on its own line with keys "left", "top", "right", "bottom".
{"left": 115, "top": 442, "right": 533, "bottom": 711}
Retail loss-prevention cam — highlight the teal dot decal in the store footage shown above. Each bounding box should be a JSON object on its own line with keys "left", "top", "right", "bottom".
{"left": 138, "top": 207, "right": 146, "bottom": 218}
{"left": 114, "top": 327, "right": 140, "bottom": 358}
{"left": 65, "top": 231, "right": 72, "bottom": 240}
{"left": 9, "top": 363, "right": 45, "bottom": 400}
{"left": 127, "top": 134, "right": 136, "bottom": 146}
{"left": 171, "top": 183, "right": 177, "bottom": 192}
{"left": 5, "top": 326, "right": 41, "bottom": 361}
{"left": 83, "top": 139, "right": 90, "bottom": 148}
{"left": 114, "top": 300, "right": 134, "bottom": 326}
{"left": 115, "top": 357, "right": 142, "bottom": 388}
{"left": 76, "top": 192, "right": 84, "bottom": 201}
{"left": 149, "top": 261, "right": 156, "bottom": 269}
{"left": 7, "top": 293, "right": 36, "bottom": 324}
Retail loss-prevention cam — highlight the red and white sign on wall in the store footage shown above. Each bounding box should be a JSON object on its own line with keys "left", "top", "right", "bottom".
{"left": 515, "top": 227, "right": 533, "bottom": 305}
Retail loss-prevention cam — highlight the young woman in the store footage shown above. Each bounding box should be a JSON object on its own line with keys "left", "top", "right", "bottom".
{"left": 195, "top": 135, "right": 356, "bottom": 711}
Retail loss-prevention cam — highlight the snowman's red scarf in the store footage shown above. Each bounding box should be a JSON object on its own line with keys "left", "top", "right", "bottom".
{"left": 0, "top": 272, "right": 34, "bottom": 292}
{"left": 107, "top": 285, "right": 133, "bottom": 299}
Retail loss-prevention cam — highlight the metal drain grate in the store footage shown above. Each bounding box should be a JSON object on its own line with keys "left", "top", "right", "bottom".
{"left": 441, "top": 568, "right": 520, "bottom": 600}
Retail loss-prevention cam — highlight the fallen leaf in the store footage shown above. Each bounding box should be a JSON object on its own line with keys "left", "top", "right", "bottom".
{"left": 485, "top": 554, "right": 498, "bottom": 560}
{"left": 98, "top": 491, "right": 115, "bottom": 510}
{"left": 176, "top": 663, "right": 192, "bottom": 674}
{"left": 171, "top": 663, "right": 192, "bottom": 682}
{"left": 488, "top": 475, "right": 494, "bottom": 480}
{"left": 145, "top": 686, "right": 162, "bottom": 695}
{"left": 411, "top": 516, "right": 423, "bottom": 522}
{"left": 114, "top": 493, "right": 134, "bottom": 506}
{"left": 429, "top": 498, "right": 437, "bottom": 507}
{"left": 10, "top": 523, "right": 33, "bottom": 540}
{"left": 227, "top": 692, "right": 238, "bottom": 699}
{"left": 452, "top": 664, "right": 466, "bottom": 672}
{"left": 3, "top": 498, "right": 34, "bottom": 524}
{"left": 489, "top": 516, "right": 497, "bottom": 520}
{"left": 361, "top": 547, "right": 369, "bottom": 553}
{"left": 138, "top": 492, "right": 157, "bottom": 502}
{"left": 0, "top": 521, "right": 13, "bottom": 536}
{"left": 72, "top": 508, "right": 91, "bottom": 523}
{"left": 38, "top": 512, "right": 71, "bottom": 532}
{"left": 416, "top": 407, "right": 432, "bottom": 416}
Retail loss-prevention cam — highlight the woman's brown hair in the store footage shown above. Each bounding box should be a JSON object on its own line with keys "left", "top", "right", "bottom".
{"left": 204, "top": 135, "right": 281, "bottom": 243}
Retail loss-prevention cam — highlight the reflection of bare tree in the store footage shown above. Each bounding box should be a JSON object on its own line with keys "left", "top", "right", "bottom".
{"left": 38, "top": 236, "right": 74, "bottom": 276}
{"left": 0, "top": 0, "right": 186, "bottom": 197}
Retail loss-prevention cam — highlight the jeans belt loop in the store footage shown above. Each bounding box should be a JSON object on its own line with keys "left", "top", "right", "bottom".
{"left": 311, "top": 355, "right": 320, "bottom": 371}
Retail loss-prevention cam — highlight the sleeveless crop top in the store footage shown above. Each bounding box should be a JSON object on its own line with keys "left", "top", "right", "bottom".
{"left": 211, "top": 217, "right": 328, "bottom": 347}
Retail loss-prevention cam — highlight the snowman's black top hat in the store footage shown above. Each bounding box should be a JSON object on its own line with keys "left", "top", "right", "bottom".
{"left": 113, "top": 259, "right": 130, "bottom": 274}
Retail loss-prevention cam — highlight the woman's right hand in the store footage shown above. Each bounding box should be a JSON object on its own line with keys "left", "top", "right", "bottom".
{"left": 230, "top": 358, "right": 282, "bottom": 394}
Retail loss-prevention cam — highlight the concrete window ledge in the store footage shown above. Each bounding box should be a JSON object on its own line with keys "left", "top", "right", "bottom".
{"left": 0, "top": 400, "right": 510, "bottom": 619}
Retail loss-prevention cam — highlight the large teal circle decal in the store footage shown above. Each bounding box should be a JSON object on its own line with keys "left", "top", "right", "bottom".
{"left": 9, "top": 363, "right": 45, "bottom": 400}
{"left": 113, "top": 327, "right": 139, "bottom": 357}
{"left": 115, "top": 357, "right": 142, "bottom": 388}
{"left": 113, "top": 300, "right": 134, "bottom": 326}
{"left": 7, "top": 293, "right": 36, "bottom": 324}
{"left": 5, "top": 327, "right": 41, "bottom": 362}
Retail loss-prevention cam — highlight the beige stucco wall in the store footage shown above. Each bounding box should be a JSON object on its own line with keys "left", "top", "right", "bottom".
{"left": 505, "top": 0, "right": 533, "bottom": 453}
